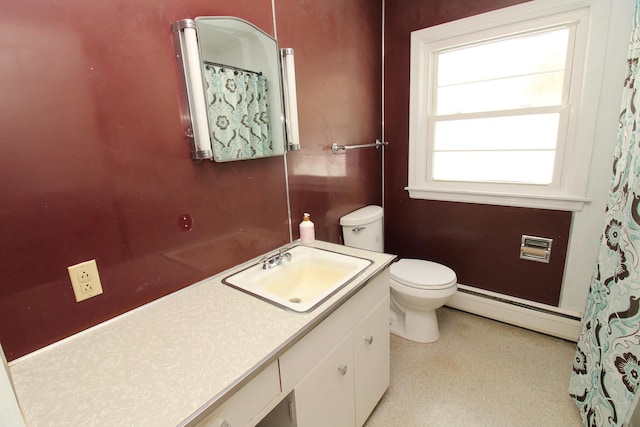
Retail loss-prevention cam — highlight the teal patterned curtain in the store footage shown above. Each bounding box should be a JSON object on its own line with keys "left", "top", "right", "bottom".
{"left": 569, "top": 3, "right": 640, "bottom": 425}
{"left": 203, "top": 63, "right": 272, "bottom": 161}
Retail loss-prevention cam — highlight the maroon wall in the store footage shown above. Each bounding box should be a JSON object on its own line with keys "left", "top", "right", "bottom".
{"left": 277, "top": 0, "right": 384, "bottom": 243}
{"left": 0, "top": 0, "right": 382, "bottom": 360}
{"left": 383, "top": 0, "right": 572, "bottom": 306}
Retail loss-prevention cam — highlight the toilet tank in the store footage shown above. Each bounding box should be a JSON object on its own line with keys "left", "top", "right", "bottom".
{"left": 340, "top": 205, "right": 383, "bottom": 252}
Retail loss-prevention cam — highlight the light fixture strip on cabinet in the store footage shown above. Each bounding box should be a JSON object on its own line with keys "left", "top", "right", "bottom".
{"left": 281, "top": 48, "right": 301, "bottom": 151}
{"left": 171, "top": 19, "right": 214, "bottom": 161}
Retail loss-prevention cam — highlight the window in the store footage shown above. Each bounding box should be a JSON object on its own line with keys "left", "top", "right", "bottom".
{"left": 407, "top": 0, "right": 610, "bottom": 211}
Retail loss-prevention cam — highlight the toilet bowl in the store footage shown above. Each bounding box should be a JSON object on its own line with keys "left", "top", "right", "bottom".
{"left": 340, "top": 205, "right": 458, "bottom": 343}
{"left": 389, "top": 259, "right": 457, "bottom": 343}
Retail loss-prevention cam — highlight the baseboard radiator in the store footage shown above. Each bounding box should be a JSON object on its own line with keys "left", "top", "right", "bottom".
{"left": 445, "top": 284, "right": 582, "bottom": 342}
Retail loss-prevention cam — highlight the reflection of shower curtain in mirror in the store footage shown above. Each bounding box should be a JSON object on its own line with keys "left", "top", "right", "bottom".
{"left": 203, "top": 63, "right": 272, "bottom": 161}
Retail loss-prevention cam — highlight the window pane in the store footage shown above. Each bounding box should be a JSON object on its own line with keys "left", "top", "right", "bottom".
{"left": 432, "top": 151, "right": 555, "bottom": 184}
{"left": 437, "top": 28, "right": 570, "bottom": 86}
{"left": 434, "top": 114, "right": 560, "bottom": 151}
{"left": 436, "top": 28, "right": 570, "bottom": 114}
{"left": 436, "top": 72, "right": 564, "bottom": 114}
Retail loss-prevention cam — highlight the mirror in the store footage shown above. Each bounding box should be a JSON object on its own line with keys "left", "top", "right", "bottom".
{"left": 172, "top": 17, "right": 294, "bottom": 162}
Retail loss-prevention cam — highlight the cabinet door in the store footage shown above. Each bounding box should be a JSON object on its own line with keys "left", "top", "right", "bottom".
{"left": 294, "top": 332, "right": 355, "bottom": 427}
{"left": 354, "top": 296, "right": 390, "bottom": 427}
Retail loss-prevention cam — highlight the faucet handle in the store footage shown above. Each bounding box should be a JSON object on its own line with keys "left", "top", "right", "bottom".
{"left": 262, "top": 255, "right": 274, "bottom": 270}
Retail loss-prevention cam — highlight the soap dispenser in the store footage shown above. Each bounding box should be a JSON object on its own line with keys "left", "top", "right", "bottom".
{"left": 299, "top": 213, "right": 315, "bottom": 244}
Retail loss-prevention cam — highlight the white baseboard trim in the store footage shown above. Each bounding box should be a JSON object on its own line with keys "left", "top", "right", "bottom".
{"left": 445, "top": 285, "right": 582, "bottom": 342}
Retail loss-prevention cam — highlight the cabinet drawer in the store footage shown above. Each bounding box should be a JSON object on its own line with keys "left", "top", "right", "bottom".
{"left": 198, "top": 361, "right": 281, "bottom": 427}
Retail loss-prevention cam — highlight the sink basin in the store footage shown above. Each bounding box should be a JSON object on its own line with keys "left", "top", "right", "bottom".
{"left": 223, "top": 245, "right": 373, "bottom": 312}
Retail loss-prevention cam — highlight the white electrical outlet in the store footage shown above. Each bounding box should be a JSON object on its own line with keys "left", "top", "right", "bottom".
{"left": 68, "top": 259, "right": 103, "bottom": 302}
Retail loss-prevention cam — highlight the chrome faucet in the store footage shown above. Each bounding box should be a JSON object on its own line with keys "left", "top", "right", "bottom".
{"left": 262, "top": 249, "right": 292, "bottom": 270}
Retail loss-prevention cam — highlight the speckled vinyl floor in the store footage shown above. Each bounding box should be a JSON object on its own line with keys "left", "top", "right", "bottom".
{"left": 364, "top": 307, "right": 584, "bottom": 427}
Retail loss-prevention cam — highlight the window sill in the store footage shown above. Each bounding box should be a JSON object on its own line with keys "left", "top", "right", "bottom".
{"left": 405, "top": 186, "right": 589, "bottom": 211}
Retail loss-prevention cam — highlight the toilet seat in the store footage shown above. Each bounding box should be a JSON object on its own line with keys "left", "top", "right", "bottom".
{"left": 390, "top": 259, "right": 457, "bottom": 290}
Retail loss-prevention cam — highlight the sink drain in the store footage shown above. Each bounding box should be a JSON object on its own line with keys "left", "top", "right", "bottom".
{"left": 289, "top": 297, "right": 301, "bottom": 304}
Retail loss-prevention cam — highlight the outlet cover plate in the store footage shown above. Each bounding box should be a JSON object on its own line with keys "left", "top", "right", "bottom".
{"left": 68, "top": 259, "right": 103, "bottom": 302}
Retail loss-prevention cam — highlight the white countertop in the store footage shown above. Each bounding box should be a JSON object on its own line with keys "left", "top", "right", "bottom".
{"left": 9, "top": 241, "right": 395, "bottom": 426}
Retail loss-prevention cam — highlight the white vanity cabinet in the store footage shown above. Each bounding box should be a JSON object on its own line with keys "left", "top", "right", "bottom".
{"left": 8, "top": 241, "right": 394, "bottom": 427}
{"left": 195, "top": 267, "right": 390, "bottom": 427}
{"left": 278, "top": 268, "right": 390, "bottom": 427}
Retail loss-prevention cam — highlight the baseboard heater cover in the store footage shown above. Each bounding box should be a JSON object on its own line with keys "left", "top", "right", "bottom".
{"left": 446, "top": 285, "right": 582, "bottom": 342}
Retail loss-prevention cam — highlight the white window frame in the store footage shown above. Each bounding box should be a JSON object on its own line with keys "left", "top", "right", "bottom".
{"left": 406, "top": 0, "right": 612, "bottom": 211}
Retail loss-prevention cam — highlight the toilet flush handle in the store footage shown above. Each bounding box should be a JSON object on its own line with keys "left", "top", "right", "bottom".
{"left": 352, "top": 227, "right": 366, "bottom": 233}
{"left": 363, "top": 335, "right": 374, "bottom": 345}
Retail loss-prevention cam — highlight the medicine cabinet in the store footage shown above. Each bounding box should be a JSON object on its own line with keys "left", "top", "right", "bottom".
{"left": 172, "top": 17, "right": 300, "bottom": 162}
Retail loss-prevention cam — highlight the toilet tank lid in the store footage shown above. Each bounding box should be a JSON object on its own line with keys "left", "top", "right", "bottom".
{"left": 390, "top": 259, "right": 457, "bottom": 288}
{"left": 340, "top": 205, "right": 383, "bottom": 226}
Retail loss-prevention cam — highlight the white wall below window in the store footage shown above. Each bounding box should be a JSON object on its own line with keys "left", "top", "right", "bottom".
{"left": 559, "top": 0, "right": 634, "bottom": 313}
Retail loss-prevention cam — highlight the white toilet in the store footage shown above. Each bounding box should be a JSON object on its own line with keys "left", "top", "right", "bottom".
{"left": 340, "top": 205, "right": 457, "bottom": 343}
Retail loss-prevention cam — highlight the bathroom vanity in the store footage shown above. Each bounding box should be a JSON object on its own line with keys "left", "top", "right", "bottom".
{"left": 8, "top": 241, "right": 395, "bottom": 426}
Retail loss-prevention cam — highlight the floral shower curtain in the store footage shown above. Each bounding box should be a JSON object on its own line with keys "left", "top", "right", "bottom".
{"left": 569, "top": 3, "right": 640, "bottom": 425}
{"left": 202, "top": 63, "right": 272, "bottom": 161}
